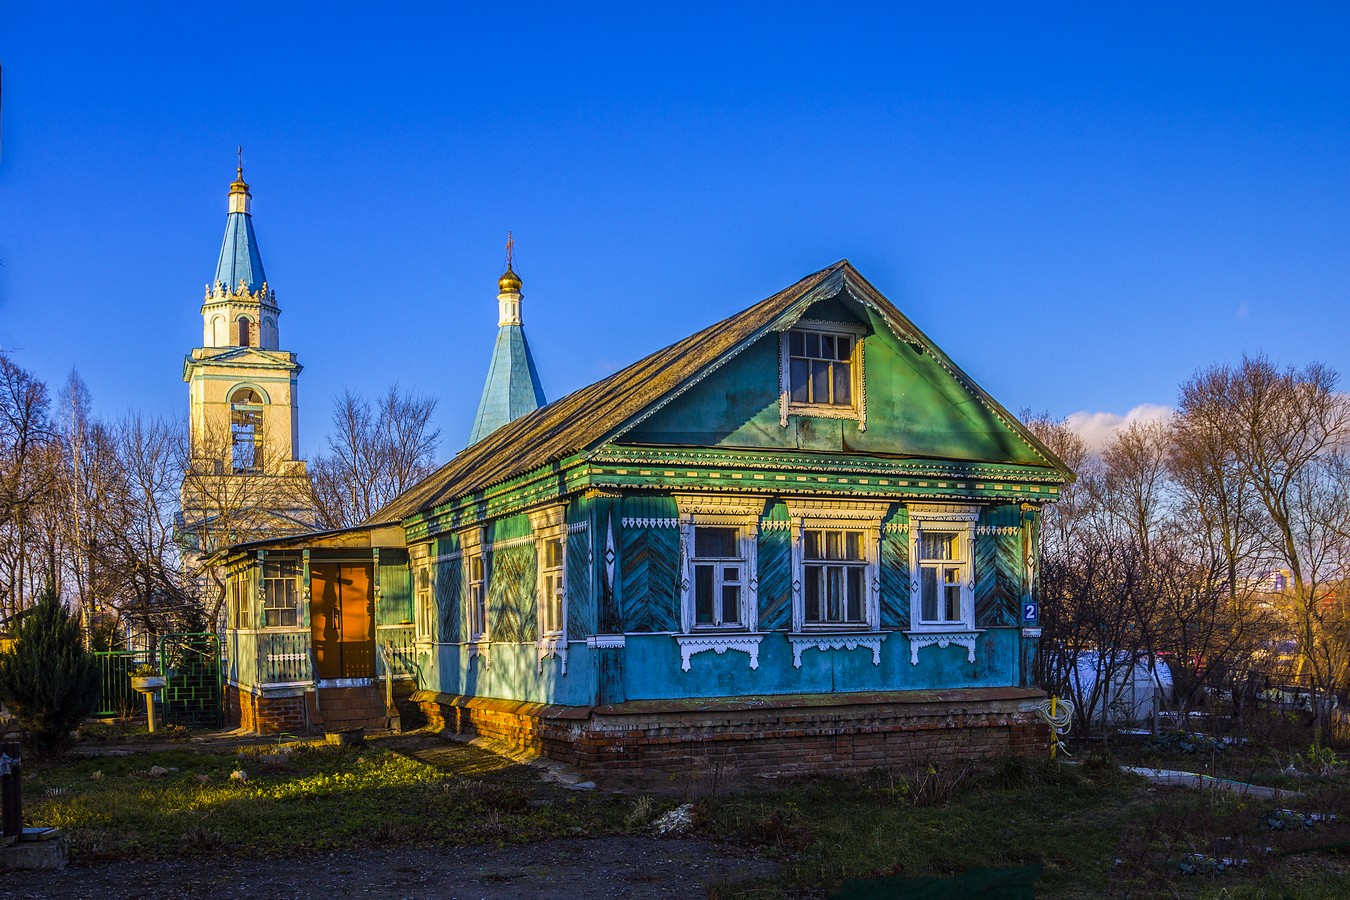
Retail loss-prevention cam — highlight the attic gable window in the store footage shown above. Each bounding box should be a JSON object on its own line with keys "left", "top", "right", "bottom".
{"left": 779, "top": 321, "right": 866, "bottom": 427}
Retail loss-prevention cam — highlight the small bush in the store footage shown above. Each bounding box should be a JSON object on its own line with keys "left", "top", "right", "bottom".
{"left": 0, "top": 588, "right": 98, "bottom": 755}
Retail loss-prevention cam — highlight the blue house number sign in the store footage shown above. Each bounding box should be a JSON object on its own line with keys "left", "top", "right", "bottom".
{"left": 1023, "top": 602, "right": 1039, "bottom": 622}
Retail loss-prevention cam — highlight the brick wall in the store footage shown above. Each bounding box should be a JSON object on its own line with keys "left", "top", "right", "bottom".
{"left": 415, "top": 688, "right": 1051, "bottom": 776}
{"left": 226, "top": 679, "right": 421, "bottom": 735}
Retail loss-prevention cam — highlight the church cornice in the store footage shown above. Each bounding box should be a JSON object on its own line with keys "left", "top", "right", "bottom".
{"left": 203, "top": 281, "right": 276, "bottom": 307}
{"left": 182, "top": 351, "right": 302, "bottom": 382}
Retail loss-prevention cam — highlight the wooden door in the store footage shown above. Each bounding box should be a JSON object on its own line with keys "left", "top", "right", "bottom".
{"left": 310, "top": 563, "right": 375, "bottom": 680}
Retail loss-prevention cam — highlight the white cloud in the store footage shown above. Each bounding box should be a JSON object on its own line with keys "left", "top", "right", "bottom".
{"left": 1064, "top": 403, "right": 1173, "bottom": 453}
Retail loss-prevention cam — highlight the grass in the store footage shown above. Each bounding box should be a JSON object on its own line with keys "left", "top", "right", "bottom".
{"left": 19, "top": 727, "right": 1350, "bottom": 897}
{"left": 25, "top": 736, "right": 629, "bottom": 861}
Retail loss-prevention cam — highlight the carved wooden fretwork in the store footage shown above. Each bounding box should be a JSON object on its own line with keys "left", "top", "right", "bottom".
{"left": 484, "top": 534, "right": 534, "bottom": 552}
{"left": 907, "top": 502, "right": 981, "bottom": 522}
{"left": 467, "top": 640, "right": 491, "bottom": 668}
{"left": 527, "top": 504, "right": 566, "bottom": 533}
{"left": 673, "top": 494, "right": 764, "bottom": 519}
{"left": 788, "top": 633, "right": 887, "bottom": 668}
{"left": 675, "top": 634, "right": 764, "bottom": 672}
{"left": 905, "top": 630, "right": 979, "bottom": 665}
{"left": 586, "top": 634, "right": 626, "bottom": 649}
{"left": 783, "top": 499, "right": 892, "bottom": 522}
{"left": 536, "top": 638, "right": 568, "bottom": 675}
{"left": 622, "top": 517, "right": 678, "bottom": 529}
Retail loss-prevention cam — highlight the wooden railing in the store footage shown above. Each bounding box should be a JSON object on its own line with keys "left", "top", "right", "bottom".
{"left": 258, "top": 630, "right": 313, "bottom": 683}
{"left": 376, "top": 624, "right": 418, "bottom": 679}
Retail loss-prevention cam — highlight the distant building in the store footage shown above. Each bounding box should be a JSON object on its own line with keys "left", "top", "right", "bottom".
{"left": 219, "top": 259, "right": 1069, "bottom": 773}
{"left": 178, "top": 167, "right": 315, "bottom": 588}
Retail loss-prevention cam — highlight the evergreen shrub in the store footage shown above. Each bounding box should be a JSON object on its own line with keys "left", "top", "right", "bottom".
{"left": 0, "top": 588, "right": 98, "bottom": 754}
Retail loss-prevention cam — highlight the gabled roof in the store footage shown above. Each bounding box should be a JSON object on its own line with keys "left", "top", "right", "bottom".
{"left": 468, "top": 324, "right": 547, "bottom": 446}
{"left": 214, "top": 209, "right": 267, "bottom": 293}
{"left": 373, "top": 260, "right": 1070, "bottom": 523}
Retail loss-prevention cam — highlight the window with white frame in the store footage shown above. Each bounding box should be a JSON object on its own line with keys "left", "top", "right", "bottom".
{"left": 539, "top": 538, "right": 565, "bottom": 636}
{"left": 907, "top": 504, "right": 978, "bottom": 632}
{"left": 780, "top": 322, "right": 865, "bottom": 423}
{"left": 676, "top": 496, "right": 760, "bottom": 634}
{"left": 261, "top": 557, "right": 301, "bottom": 628}
{"left": 692, "top": 525, "right": 746, "bottom": 628}
{"left": 802, "top": 529, "right": 867, "bottom": 626}
{"left": 467, "top": 553, "right": 487, "bottom": 641}
{"left": 787, "top": 500, "right": 888, "bottom": 633}
{"left": 413, "top": 544, "right": 434, "bottom": 640}
{"left": 530, "top": 507, "right": 569, "bottom": 648}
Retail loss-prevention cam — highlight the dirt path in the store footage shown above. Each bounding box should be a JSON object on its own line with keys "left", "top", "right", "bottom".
{"left": 1, "top": 837, "right": 779, "bottom": 899}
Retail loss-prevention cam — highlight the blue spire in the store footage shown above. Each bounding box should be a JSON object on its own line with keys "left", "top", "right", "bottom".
{"left": 468, "top": 257, "right": 546, "bottom": 445}
{"left": 213, "top": 166, "right": 267, "bottom": 292}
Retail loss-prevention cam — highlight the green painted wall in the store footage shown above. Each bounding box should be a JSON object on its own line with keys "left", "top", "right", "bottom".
{"left": 377, "top": 549, "right": 412, "bottom": 626}
{"left": 621, "top": 290, "right": 1050, "bottom": 468}
{"left": 622, "top": 628, "right": 1022, "bottom": 700}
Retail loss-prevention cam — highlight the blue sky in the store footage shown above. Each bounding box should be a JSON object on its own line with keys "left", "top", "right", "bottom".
{"left": 2, "top": 3, "right": 1348, "bottom": 459}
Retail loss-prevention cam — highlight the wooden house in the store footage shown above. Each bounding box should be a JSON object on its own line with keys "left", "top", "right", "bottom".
{"left": 220, "top": 260, "right": 1069, "bottom": 773}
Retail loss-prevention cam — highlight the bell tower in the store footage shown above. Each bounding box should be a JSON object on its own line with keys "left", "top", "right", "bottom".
{"left": 179, "top": 157, "right": 315, "bottom": 560}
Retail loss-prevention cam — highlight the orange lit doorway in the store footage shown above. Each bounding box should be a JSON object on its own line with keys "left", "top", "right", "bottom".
{"left": 309, "top": 563, "right": 375, "bottom": 680}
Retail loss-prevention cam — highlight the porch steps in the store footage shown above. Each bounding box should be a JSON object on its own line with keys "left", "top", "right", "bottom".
{"left": 307, "top": 685, "right": 392, "bottom": 733}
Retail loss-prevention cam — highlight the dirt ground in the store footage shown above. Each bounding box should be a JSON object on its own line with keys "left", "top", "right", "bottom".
{"left": 1, "top": 837, "right": 779, "bottom": 899}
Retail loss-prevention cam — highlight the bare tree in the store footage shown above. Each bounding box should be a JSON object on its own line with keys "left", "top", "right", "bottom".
{"left": 1095, "top": 419, "right": 1174, "bottom": 559}
{"left": 0, "top": 352, "right": 57, "bottom": 617}
{"left": 310, "top": 384, "right": 440, "bottom": 529}
{"left": 1024, "top": 412, "right": 1094, "bottom": 557}
{"left": 1177, "top": 355, "right": 1350, "bottom": 733}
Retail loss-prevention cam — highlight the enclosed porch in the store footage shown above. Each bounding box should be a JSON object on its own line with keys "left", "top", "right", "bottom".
{"left": 220, "top": 524, "right": 419, "bottom": 733}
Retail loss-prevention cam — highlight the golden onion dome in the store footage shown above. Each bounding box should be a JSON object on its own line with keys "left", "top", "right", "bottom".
{"left": 498, "top": 265, "right": 522, "bottom": 294}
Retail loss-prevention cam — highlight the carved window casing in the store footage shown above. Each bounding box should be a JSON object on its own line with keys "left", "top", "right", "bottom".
{"left": 673, "top": 495, "right": 762, "bottom": 672}
{"left": 905, "top": 502, "right": 981, "bottom": 665}
{"left": 787, "top": 500, "right": 887, "bottom": 633}
{"left": 784, "top": 500, "right": 889, "bottom": 668}
{"left": 461, "top": 527, "right": 488, "bottom": 653}
{"left": 778, "top": 320, "right": 867, "bottom": 428}
{"left": 530, "top": 506, "right": 569, "bottom": 673}
{"left": 675, "top": 495, "right": 760, "bottom": 634}
{"left": 412, "top": 543, "right": 434, "bottom": 641}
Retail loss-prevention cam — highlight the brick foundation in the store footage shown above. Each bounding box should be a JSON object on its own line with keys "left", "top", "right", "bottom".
{"left": 226, "top": 680, "right": 420, "bottom": 735}
{"left": 414, "top": 687, "right": 1051, "bottom": 776}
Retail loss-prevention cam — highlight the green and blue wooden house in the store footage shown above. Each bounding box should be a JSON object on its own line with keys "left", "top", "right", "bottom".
{"left": 221, "top": 260, "right": 1069, "bottom": 767}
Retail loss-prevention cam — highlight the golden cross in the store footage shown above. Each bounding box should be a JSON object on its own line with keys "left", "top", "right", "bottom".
{"left": 505, "top": 231, "right": 515, "bottom": 269}
{"left": 236, "top": 145, "right": 243, "bottom": 179}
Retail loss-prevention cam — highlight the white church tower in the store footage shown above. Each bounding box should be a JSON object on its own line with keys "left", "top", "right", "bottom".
{"left": 179, "top": 158, "right": 315, "bottom": 559}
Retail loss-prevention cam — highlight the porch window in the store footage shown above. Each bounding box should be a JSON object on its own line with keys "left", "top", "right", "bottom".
{"left": 262, "top": 558, "right": 301, "bottom": 628}
{"left": 539, "top": 539, "right": 564, "bottom": 636}
{"left": 803, "top": 529, "right": 867, "bottom": 626}
{"left": 230, "top": 569, "right": 254, "bottom": 630}
{"left": 467, "top": 554, "right": 487, "bottom": 641}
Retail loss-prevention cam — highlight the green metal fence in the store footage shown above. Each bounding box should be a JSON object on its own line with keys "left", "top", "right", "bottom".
{"left": 91, "top": 650, "right": 148, "bottom": 719}
{"left": 160, "top": 632, "right": 223, "bottom": 728}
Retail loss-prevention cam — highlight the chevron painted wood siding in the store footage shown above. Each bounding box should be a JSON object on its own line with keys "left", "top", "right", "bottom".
{"left": 620, "top": 526, "right": 680, "bottom": 632}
